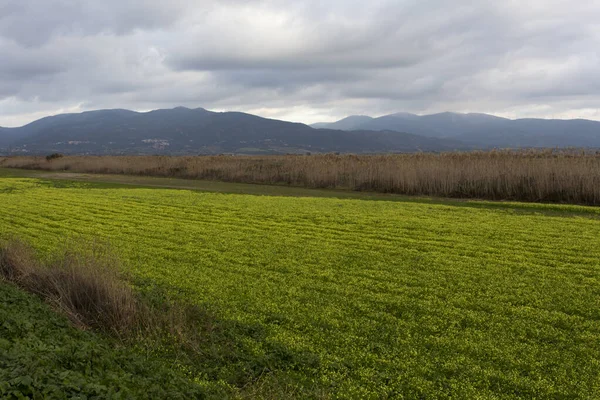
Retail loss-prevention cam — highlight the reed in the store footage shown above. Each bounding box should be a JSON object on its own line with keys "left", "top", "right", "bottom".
{"left": 2, "top": 149, "right": 599, "bottom": 205}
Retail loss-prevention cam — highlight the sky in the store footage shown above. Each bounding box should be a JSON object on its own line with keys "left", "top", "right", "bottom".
{"left": 1, "top": 0, "right": 599, "bottom": 127}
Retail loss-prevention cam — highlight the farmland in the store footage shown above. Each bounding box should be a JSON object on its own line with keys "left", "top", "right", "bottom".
{"left": 1, "top": 171, "right": 600, "bottom": 398}
{"left": 0, "top": 281, "right": 227, "bottom": 398}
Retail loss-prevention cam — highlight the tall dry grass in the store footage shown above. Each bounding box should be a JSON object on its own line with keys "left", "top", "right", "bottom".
{"left": 0, "top": 238, "right": 141, "bottom": 334}
{"left": 2, "top": 150, "right": 600, "bottom": 205}
{"left": 0, "top": 238, "right": 215, "bottom": 347}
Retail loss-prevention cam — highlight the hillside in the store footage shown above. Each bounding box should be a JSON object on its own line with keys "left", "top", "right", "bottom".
{"left": 0, "top": 128, "right": 21, "bottom": 148}
{"left": 313, "top": 112, "right": 600, "bottom": 148}
{"left": 0, "top": 107, "right": 465, "bottom": 155}
{"left": 311, "top": 115, "right": 374, "bottom": 130}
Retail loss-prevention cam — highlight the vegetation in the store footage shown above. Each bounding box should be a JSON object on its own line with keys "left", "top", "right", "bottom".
{"left": 0, "top": 281, "right": 227, "bottom": 398}
{"left": 1, "top": 239, "right": 139, "bottom": 335}
{"left": 2, "top": 149, "right": 600, "bottom": 205}
{"left": 0, "top": 175, "right": 599, "bottom": 398}
{"left": 1, "top": 237, "right": 318, "bottom": 398}
{"left": 45, "top": 153, "right": 64, "bottom": 162}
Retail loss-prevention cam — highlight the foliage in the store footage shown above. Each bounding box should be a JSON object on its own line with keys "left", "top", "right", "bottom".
{"left": 0, "top": 177, "right": 600, "bottom": 397}
{"left": 0, "top": 282, "right": 230, "bottom": 399}
{"left": 45, "top": 153, "right": 64, "bottom": 162}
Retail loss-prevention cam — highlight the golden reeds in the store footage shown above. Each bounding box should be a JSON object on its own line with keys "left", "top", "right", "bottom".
{"left": 2, "top": 149, "right": 599, "bottom": 205}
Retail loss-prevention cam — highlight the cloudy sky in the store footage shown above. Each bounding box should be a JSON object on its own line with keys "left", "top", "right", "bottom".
{"left": 1, "top": 0, "right": 599, "bottom": 127}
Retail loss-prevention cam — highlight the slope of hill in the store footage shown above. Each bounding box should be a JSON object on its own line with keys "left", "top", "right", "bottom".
{"left": 0, "top": 128, "right": 24, "bottom": 149}
{"left": 313, "top": 112, "right": 600, "bottom": 148}
{"left": 0, "top": 107, "right": 465, "bottom": 155}
{"left": 311, "top": 115, "right": 374, "bottom": 130}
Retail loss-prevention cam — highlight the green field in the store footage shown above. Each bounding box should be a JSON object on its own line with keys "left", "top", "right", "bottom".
{"left": 0, "top": 282, "right": 229, "bottom": 398}
{"left": 1, "top": 173, "right": 600, "bottom": 398}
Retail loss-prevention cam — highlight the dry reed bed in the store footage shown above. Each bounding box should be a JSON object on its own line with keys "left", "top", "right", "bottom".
{"left": 2, "top": 150, "right": 600, "bottom": 205}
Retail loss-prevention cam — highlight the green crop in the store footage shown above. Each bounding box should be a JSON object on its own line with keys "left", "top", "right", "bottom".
{"left": 0, "top": 281, "right": 231, "bottom": 399}
{"left": 1, "top": 177, "right": 599, "bottom": 398}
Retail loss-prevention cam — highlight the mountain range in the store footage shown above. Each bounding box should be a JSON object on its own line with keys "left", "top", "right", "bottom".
{"left": 0, "top": 107, "right": 464, "bottom": 155}
{"left": 313, "top": 112, "right": 600, "bottom": 148}
{"left": 0, "top": 107, "right": 599, "bottom": 156}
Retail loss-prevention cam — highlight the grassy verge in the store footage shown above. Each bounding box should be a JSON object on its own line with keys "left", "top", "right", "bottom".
{"left": 0, "top": 282, "right": 229, "bottom": 398}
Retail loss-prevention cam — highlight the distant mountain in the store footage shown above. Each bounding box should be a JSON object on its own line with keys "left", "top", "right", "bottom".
{"left": 311, "top": 115, "right": 374, "bottom": 130}
{"left": 0, "top": 128, "right": 8, "bottom": 147}
{"left": 0, "top": 127, "right": 23, "bottom": 149}
{"left": 313, "top": 112, "right": 600, "bottom": 148}
{"left": 0, "top": 107, "right": 465, "bottom": 155}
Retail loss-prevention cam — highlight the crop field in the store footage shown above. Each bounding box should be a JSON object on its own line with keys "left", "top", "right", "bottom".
{"left": 0, "top": 281, "right": 226, "bottom": 398}
{"left": 1, "top": 174, "right": 600, "bottom": 398}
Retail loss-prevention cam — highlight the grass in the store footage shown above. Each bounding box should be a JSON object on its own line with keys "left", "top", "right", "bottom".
{"left": 0, "top": 237, "right": 305, "bottom": 398}
{"left": 1, "top": 175, "right": 599, "bottom": 398}
{"left": 0, "top": 239, "right": 141, "bottom": 334}
{"left": 0, "top": 281, "right": 229, "bottom": 398}
{"left": 2, "top": 167, "right": 598, "bottom": 218}
{"left": 2, "top": 149, "right": 600, "bottom": 205}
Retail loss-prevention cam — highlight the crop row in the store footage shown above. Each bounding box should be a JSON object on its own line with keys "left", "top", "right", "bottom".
{"left": 1, "top": 178, "right": 599, "bottom": 398}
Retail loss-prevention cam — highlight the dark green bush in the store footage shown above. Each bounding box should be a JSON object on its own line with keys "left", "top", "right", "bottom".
{"left": 45, "top": 153, "right": 64, "bottom": 162}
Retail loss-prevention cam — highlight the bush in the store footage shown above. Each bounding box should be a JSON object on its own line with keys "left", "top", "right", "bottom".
{"left": 0, "top": 238, "right": 302, "bottom": 397}
{"left": 45, "top": 153, "right": 64, "bottom": 162}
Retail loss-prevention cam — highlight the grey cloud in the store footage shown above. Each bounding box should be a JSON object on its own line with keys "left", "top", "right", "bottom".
{"left": 208, "top": 69, "right": 367, "bottom": 93}
{"left": 167, "top": 1, "right": 484, "bottom": 72}
{"left": 0, "top": 0, "right": 196, "bottom": 46}
{"left": 1, "top": 0, "right": 600, "bottom": 127}
{"left": 0, "top": 39, "right": 67, "bottom": 80}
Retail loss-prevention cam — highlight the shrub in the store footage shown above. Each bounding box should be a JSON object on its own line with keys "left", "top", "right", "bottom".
{"left": 46, "top": 153, "right": 64, "bottom": 161}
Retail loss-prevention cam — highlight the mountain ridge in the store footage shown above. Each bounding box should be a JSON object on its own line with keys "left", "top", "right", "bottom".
{"left": 3, "top": 107, "right": 599, "bottom": 156}
{"left": 0, "top": 107, "right": 465, "bottom": 155}
{"left": 312, "top": 112, "right": 600, "bottom": 147}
